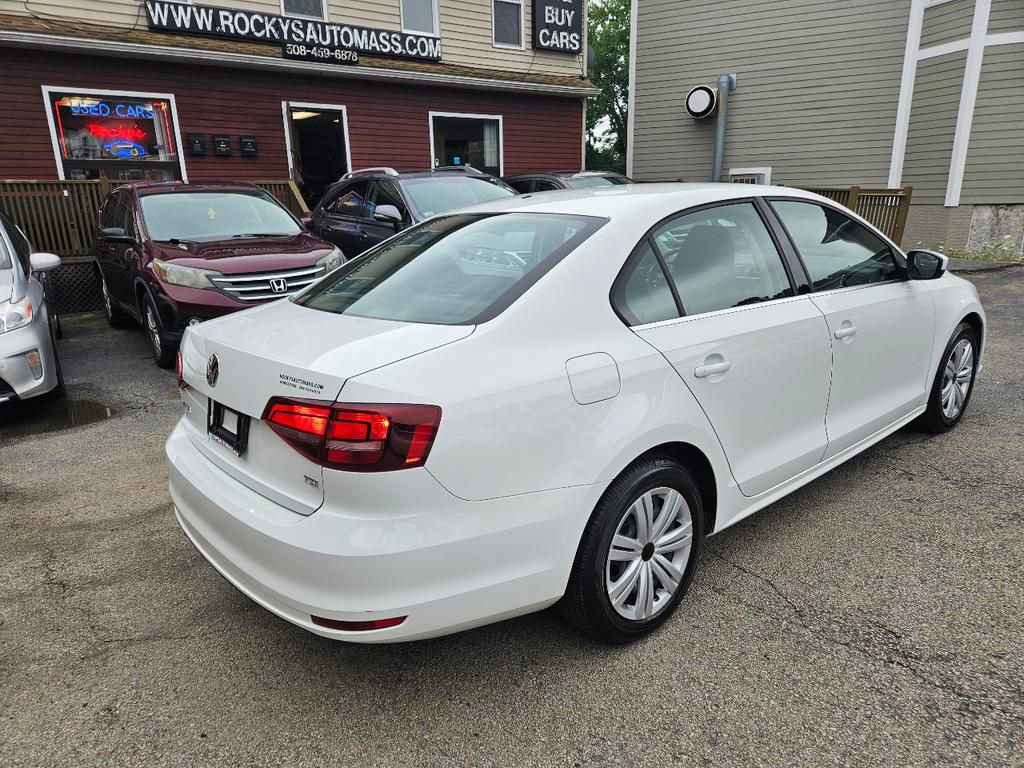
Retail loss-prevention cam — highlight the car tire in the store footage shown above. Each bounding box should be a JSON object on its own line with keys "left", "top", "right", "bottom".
{"left": 914, "top": 321, "right": 978, "bottom": 434}
{"left": 561, "top": 456, "right": 704, "bottom": 644}
{"left": 99, "top": 270, "right": 132, "bottom": 329}
{"left": 143, "top": 295, "right": 177, "bottom": 369}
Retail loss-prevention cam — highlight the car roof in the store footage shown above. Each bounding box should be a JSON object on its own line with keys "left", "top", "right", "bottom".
{"left": 121, "top": 181, "right": 266, "bottom": 197}
{"left": 505, "top": 170, "right": 627, "bottom": 180}
{"left": 458, "top": 183, "right": 827, "bottom": 220}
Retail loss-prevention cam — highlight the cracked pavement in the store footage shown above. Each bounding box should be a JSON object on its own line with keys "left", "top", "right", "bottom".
{"left": 2, "top": 270, "right": 1022, "bottom": 767}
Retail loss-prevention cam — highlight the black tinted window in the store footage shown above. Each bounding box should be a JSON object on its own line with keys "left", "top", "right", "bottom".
{"left": 507, "top": 179, "right": 533, "bottom": 193}
{"left": 772, "top": 200, "right": 899, "bottom": 290}
{"left": 1, "top": 211, "right": 32, "bottom": 270}
{"left": 613, "top": 241, "right": 679, "bottom": 326}
{"left": 533, "top": 180, "right": 561, "bottom": 191}
{"left": 325, "top": 180, "right": 371, "bottom": 217}
{"left": 652, "top": 203, "right": 793, "bottom": 316}
{"left": 372, "top": 181, "right": 408, "bottom": 221}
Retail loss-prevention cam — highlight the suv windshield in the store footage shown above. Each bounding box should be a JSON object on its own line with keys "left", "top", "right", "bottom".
{"left": 140, "top": 191, "right": 301, "bottom": 242}
{"left": 564, "top": 175, "right": 632, "bottom": 189}
{"left": 294, "top": 213, "right": 605, "bottom": 325}
{"left": 401, "top": 176, "right": 516, "bottom": 218}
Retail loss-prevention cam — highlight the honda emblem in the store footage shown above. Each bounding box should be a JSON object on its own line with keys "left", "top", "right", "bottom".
{"left": 269, "top": 278, "right": 288, "bottom": 294}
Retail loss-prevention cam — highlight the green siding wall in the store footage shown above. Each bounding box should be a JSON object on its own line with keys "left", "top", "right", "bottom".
{"left": 961, "top": 43, "right": 1024, "bottom": 204}
{"left": 631, "top": 0, "right": 910, "bottom": 186}
{"left": 988, "top": 0, "right": 1024, "bottom": 33}
{"left": 921, "top": 0, "right": 975, "bottom": 48}
{"left": 901, "top": 52, "right": 966, "bottom": 205}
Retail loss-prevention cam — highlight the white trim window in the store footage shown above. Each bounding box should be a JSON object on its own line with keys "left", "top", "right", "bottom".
{"left": 429, "top": 111, "right": 504, "bottom": 176}
{"left": 729, "top": 167, "right": 772, "bottom": 184}
{"left": 402, "top": 0, "right": 439, "bottom": 36}
{"left": 493, "top": 0, "right": 524, "bottom": 49}
{"left": 280, "top": 0, "right": 326, "bottom": 21}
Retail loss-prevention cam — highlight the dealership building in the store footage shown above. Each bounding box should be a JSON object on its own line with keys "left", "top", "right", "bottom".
{"left": 0, "top": 0, "right": 594, "bottom": 207}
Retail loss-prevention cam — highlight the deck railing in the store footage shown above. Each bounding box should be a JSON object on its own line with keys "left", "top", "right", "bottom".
{"left": 798, "top": 185, "right": 914, "bottom": 244}
{"left": 0, "top": 178, "right": 309, "bottom": 262}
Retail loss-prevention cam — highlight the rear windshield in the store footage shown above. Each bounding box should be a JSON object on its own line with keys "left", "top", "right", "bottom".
{"left": 294, "top": 213, "right": 605, "bottom": 325}
{"left": 140, "top": 191, "right": 301, "bottom": 242}
{"left": 564, "top": 175, "right": 633, "bottom": 189}
{"left": 401, "top": 176, "right": 517, "bottom": 218}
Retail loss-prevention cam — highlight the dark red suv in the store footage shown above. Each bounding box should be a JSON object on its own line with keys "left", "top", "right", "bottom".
{"left": 92, "top": 182, "right": 342, "bottom": 368}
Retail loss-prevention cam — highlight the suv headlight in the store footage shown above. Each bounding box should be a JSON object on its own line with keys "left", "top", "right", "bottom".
{"left": 152, "top": 259, "right": 222, "bottom": 289}
{"left": 316, "top": 248, "right": 346, "bottom": 274}
{"left": 0, "top": 297, "right": 33, "bottom": 334}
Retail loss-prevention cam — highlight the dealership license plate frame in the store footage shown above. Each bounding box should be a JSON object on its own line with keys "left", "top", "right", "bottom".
{"left": 207, "top": 399, "right": 250, "bottom": 456}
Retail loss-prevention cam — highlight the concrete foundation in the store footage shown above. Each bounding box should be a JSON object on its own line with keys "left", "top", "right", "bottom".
{"left": 902, "top": 203, "right": 1024, "bottom": 255}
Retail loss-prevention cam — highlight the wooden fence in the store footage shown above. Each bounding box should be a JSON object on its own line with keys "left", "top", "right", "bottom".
{"left": 0, "top": 178, "right": 309, "bottom": 262}
{"left": 800, "top": 185, "right": 913, "bottom": 244}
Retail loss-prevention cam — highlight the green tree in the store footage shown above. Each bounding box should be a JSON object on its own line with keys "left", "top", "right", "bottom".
{"left": 586, "top": 0, "right": 631, "bottom": 173}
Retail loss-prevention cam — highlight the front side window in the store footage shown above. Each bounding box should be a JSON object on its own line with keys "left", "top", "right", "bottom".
{"left": 493, "top": 0, "right": 523, "bottom": 47}
{"left": 295, "top": 213, "right": 605, "bottom": 325}
{"left": 139, "top": 191, "right": 300, "bottom": 242}
{"left": 0, "top": 212, "right": 30, "bottom": 271}
{"left": 771, "top": 200, "right": 900, "bottom": 290}
{"left": 324, "top": 180, "right": 371, "bottom": 218}
{"left": 371, "top": 181, "right": 409, "bottom": 222}
{"left": 281, "top": 0, "right": 325, "bottom": 19}
{"left": 400, "top": 175, "right": 516, "bottom": 218}
{"left": 402, "top": 0, "right": 437, "bottom": 35}
{"left": 650, "top": 202, "right": 794, "bottom": 316}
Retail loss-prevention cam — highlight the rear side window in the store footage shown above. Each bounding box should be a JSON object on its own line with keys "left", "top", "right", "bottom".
{"left": 654, "top": 203, "right": 793, "bottom": 316}
{"left": 771, "top": 200, "right": 899, "bottom": 290}
{"left": 612, "top": 241, "right": 679, "bottom": 326}
{"left": 507, "top": 179, "right": 533, "bottom": 193}
{"left": 295, "top": 213, "right": 606, "bottom": 325}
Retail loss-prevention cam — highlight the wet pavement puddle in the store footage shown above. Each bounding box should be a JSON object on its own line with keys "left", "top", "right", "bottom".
{"left": 0, "top": 397, "right": 118, "bottom": 440}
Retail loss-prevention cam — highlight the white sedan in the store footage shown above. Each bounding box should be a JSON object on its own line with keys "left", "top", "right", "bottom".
{"left": 167, "top": 184, "right": 985, "bottom": 644}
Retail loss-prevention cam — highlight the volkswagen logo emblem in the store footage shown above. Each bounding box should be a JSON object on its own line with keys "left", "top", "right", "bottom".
{"left": 269, "top": 278, "right": 288, "bottom": 294}
{"left": 206, "top": 354, "right": 219, "bottom": 387}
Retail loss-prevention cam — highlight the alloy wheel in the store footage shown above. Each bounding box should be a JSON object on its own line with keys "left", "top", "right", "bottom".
{"left": 146, "top": 305, "right": 162, "bottom": 356}
{"left": 940, "top": 338, "right": 973, "bottom": 419}
{"left": 605, "top": 486, "right": 693, "bottom": 621}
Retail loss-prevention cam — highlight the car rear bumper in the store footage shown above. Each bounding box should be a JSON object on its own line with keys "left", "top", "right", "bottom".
{"left": 166, "top": 419, "right": 599, "bottom": 643}
{"left": 0, "top": 318, "right": 58, "bottom": 402}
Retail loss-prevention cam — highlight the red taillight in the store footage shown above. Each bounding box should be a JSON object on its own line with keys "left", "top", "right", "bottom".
{"left": 175, "top": 349, "right": 184, "bottom": 385}
{"left": 263, "top": 398, "right": 441, "bottom": 472}
{"left": 311, "top": 615, "right": 407, "bottom": 632}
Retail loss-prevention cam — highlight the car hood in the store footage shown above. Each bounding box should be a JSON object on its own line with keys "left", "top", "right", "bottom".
{"left": 150, "top": 233, "right": 334, "bottom": 275}
{"left": 0, "top": 269, "right": 16, "bottom": 304}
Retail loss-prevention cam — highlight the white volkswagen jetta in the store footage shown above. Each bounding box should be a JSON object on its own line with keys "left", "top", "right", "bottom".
{"left": 167, "top": 184, "right": 985, "bottom": 644}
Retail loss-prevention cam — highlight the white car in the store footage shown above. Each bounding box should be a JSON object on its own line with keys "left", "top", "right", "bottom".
{"left": 167, "top": 184, "right": 985, "bottom": 644}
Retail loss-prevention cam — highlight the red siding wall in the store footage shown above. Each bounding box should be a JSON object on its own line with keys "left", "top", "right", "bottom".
{"left": 0, "top": 48, "right": 583, "bottom": 180}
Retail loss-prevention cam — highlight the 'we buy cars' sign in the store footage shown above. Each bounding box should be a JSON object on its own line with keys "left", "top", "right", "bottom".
{"left": 532, "top": 0, "right": 583, "bottom": 54}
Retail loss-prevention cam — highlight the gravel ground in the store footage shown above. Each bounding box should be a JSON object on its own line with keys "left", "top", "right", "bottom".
{"left": 2, "top": 268, "right": 1021, "bottom": 767}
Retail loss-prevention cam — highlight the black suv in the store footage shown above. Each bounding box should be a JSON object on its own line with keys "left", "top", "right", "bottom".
{"left": 306, "top": 167, "right": 518, "bottom": 257}
{"left": 503, "top": 170, "right": 634, "bottom": 193}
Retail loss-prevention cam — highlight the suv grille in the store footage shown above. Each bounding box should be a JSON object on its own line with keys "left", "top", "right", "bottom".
{"left": 209, "top": 265, "right": 327, "bottom": 303}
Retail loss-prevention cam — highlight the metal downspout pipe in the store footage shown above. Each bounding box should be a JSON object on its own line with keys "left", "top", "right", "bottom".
{"left": 711, "top": 73, "right": 737, "bottom": 182}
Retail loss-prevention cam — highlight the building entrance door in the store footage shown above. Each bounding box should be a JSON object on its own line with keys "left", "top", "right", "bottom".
{"left": 286, "top": 104, "right": 351, "bottom": 208}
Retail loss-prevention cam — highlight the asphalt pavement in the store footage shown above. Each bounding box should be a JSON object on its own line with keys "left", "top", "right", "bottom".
{"left": 2, "top": 268, "right": 1022, "bottom": 767}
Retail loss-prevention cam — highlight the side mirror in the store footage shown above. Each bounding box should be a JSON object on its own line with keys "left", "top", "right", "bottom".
{"left": 300, "top": 216, "right": 314, "bottom": 230}
{"left": 374, "top": 204, "right": 403, "bottom": 230}
{"left": 29, "top": 252, "right": 62, "bottom": 272}
{"left": 907, "top": 249, "right": 948, "bottom": 280}
{"left": 100, "top": 226, "right": 132, "bottom": 243}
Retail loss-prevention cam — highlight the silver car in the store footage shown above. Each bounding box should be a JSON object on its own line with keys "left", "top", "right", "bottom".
{"left": 0, "top": 210, "right": 63, "bottom": 403}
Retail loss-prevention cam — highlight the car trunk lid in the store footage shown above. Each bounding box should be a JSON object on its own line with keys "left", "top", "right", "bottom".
{"left": 178, "top": 299, "right": 473, "bottom": 514}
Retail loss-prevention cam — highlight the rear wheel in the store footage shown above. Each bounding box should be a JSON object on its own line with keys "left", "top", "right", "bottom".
{"left": 561, "top": 456, "right": 704, "bottom": 643}
{"left": 99, "top": 270, "right": 131, "bottom": 328}
{"left": 143, "top": 296, "right": 177, "bottom": 369}
{"left": 914, "top": 321, "right": 978, "bottom": 433}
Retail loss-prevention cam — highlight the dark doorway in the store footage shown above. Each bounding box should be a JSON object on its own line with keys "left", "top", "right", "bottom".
{"left": 288, "top": 106, "right": 350, "bottom": 207}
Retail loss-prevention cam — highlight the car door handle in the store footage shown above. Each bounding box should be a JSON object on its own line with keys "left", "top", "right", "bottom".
{"left": 834, "top": 323, "right": 858, "bottom": 340}
{"left": 694, "top": 360, "right": 731, "bottom": 378}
